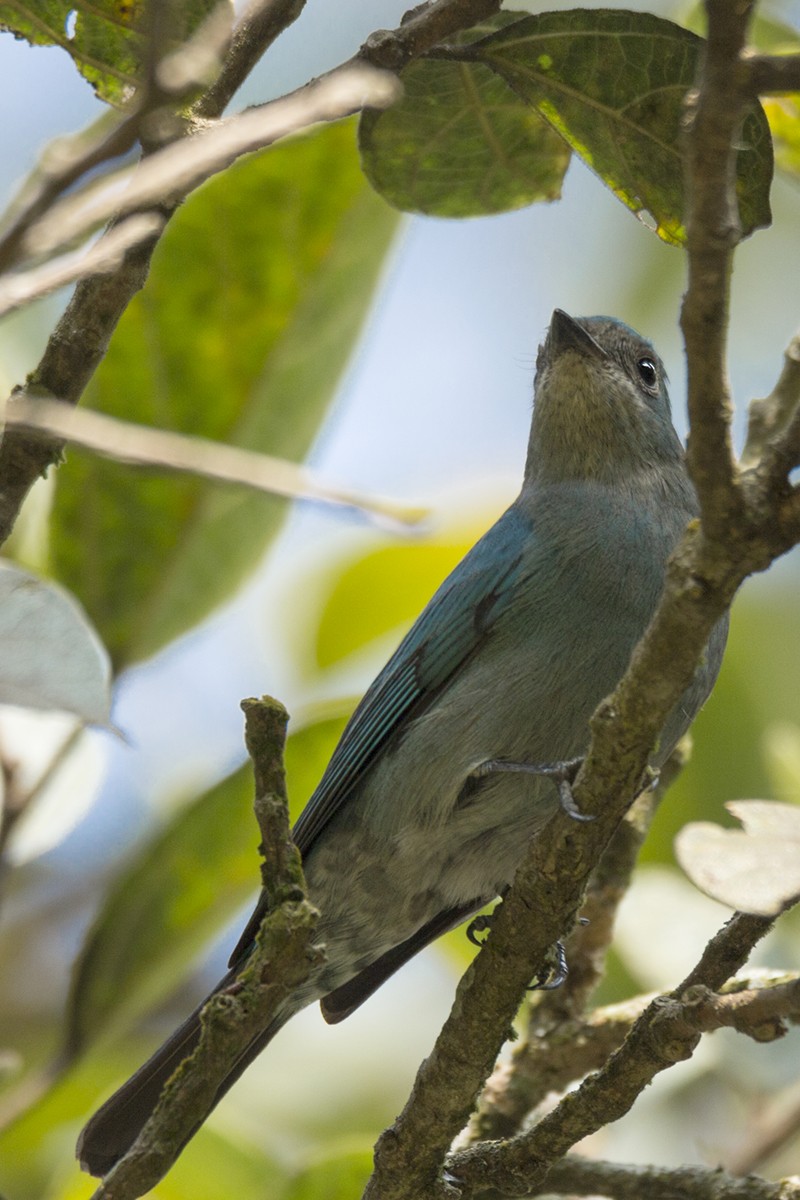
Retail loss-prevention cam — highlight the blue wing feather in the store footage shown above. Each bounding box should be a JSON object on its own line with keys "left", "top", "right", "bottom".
{"left": 292, "top": 503, "right": 530, "bottom": 856}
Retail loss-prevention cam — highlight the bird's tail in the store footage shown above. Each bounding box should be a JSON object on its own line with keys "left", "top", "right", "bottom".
{"left": 77, "top": 965, "right": 293, "bottom": 1178}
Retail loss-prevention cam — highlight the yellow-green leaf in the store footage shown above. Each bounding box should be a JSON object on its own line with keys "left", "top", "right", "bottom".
{"left": 0, "top": 1, "right": 229, "bottom": 106}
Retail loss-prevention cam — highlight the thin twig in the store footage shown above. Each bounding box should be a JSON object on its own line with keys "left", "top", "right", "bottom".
{"left": 742, "top": 331, "right": 800, "bottom": 468}
{"left": 3, "top": 394, "right": 428, "bottom": 528}
{"left": 0, "top": 0, "right": 501, "bottom": 549}
{"left": 0, "top": 3, "right": 232, "bottom": 274}
{"left": 745, "top": 54, "right": 800, "bottom": 96}
{"left": 0, "top": 216, "right": 164, "bottom": 318}
{"left": 22, "top": 67, "right": 398, "bottom": 262}
{"left": 194, "top": 0, "right": 308, "bottom": 118}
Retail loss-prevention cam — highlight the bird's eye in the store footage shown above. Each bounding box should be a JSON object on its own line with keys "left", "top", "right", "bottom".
{"left": 636, "top": 357, "right": 658, "bottom": 388}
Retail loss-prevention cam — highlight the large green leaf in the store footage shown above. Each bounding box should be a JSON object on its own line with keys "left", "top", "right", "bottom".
{"left": 359, "top": 12, "right": 570, "bottom": 217}
{"left": 48, "top": 121, "right": 399, "bottom": 668}
{"left": 64, "top": 710, "right": 348, "bottom": 1057}
{"left": 471, "top": 9, "right": 773, "bottom": 244}
{"left": 311, "top": 524, "right": 489, "bottom": 670}
{"left": 0, "top": 1, "right": 228, "bottom": 106}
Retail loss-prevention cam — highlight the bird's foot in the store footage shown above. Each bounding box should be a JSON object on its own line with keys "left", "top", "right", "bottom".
{"left": 473, "top": 756, "right": 593, "bottom": 822}
{"left": 530, "top": 939, "right": 569, "bottom": 991}
{"left": 466, "top": 910, "right": 568, "bottom": 990}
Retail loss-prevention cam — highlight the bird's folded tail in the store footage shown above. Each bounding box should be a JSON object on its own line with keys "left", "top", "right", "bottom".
{"left": 76, "top": 965, "right": 292, "bottom": 1178}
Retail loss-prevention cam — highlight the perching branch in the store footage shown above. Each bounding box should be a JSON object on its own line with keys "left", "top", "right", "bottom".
{"left": 90, "top": 697, "right": 320, "bottom": 1200}
{"left": 447, "top": 913, "right": 778, "bottom": 1197}
{"left": 466, "top": 748, "right": 688, "bottom": 1145}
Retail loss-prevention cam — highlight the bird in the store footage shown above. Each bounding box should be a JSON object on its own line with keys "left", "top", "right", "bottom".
{"left": 78, "top": 309, "right": 728, "bottom": 1176}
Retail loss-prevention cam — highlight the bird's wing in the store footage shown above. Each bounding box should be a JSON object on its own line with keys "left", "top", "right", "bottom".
{"left": 228, "top": 503, "right": 530, "bottom": 968}
{"left": 291, "top": 503, "right": 530, "bottom": 856}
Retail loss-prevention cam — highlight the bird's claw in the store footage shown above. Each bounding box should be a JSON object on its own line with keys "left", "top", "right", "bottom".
{"left": 466, "top": 914, "right": 493, "bottom": 947}
{"left": 473, "top": 755, "right": 594, "bottom": 822}
{"left": 529, "top": 939, "right": 568, "bottom": 991}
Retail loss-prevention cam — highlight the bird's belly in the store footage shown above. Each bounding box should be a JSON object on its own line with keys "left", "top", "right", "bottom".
{"left": 301, "top": 629, "right": 630, "bottom": 983}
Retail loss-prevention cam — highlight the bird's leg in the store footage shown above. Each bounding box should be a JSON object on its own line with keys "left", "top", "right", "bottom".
{"left": 471, "top": 756, "right": 593, "bottom": 822}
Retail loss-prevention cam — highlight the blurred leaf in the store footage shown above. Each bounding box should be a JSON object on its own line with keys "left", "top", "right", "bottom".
{"left": 64, "top": 763, "right": 257, "bottom": 1056}
{"left": 49, "top": 121, "right": 399, "bottom": 668}
{"left": 64, "top": 709, "right": 349, "bottom": 1056}
{"left": 763, "top": 723, "right": 800, "bottom": 802}
{"left": 763, "top": 96, "right": 800, "bottom": 178}
{"left": 473, "top": 9, "right": 772, "bottom": 244}
{"left": 285, "top": 1141, "right": 374, "bottom": 1200}
{"left": 0, "top": 561, "right": 110, "bottom": 722}
{"left": 0, "top": 1051, "right": 130, "bottom": 1200}
{"left": 359, "top": 12, "right": 570, "bottom": 217}
{"left": 312, "top": 518, "right": 497, "bottom": 669}
{"left": 676, "top": 799, "right": 800, "bottom": 916}
{"left": 0, "top": 1050, "right": 284, "bottom": 1200}
{"left": 0, "top": 1, "right": 228, "bottom": 106}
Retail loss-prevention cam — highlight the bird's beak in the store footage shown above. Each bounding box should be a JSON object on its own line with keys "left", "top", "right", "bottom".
{"left": 549, "top": 309, "right": 608, "bottom": 362}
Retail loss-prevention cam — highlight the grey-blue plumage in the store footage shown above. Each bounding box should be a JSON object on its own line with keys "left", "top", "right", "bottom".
{"left": 78, "top": 311, "right": 728, "bottom": 1175}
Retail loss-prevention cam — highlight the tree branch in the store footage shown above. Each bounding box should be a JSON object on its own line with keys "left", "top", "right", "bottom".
{"left": 194, "top": 0, "right": 308, "bottom": 118}
{"left": 745, "top": 54, "right": 800, "bottom": 96}
{"left": 466, "top": 750, "right": 686, "bottom": 1145}
{"left": 89, "top": 697, "right": 321, "bottom": 1200}
{"left": 447, "top": 913, "right": 778, "bottom": 1197}
{"left": 679, "top": 0, "right": 753, "bottom": 541}
{"left": 3, "top": 393, "right": 426, "bottom": 526}
{"left": 742, "top": 330, "right": 800, "bottom": 469}
{"left": 540, "top": 1154, "right": 800, "bottom": 1200}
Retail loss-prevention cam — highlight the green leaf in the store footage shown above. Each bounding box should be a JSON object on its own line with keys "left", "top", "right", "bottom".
{"left": 0, "top": 1051, "right": 286, "bottom": 1200}
{"left": 64, "top": 710, "right": 348, "bottom": 1056}
{"left": 472, "top": 9, "right": 773, "bottom": 244}
{"left": 48, "top": 121, "right": 399, "bottom": 668}
{"left": 0, "top": 1, "right": 228, "bottom": 106}
{"left": 359, "top": 12, "right": 570, "bottom": 217}
{"left": 310, "top": 519, "right": 494, "bottom": 669}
